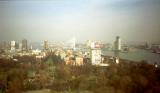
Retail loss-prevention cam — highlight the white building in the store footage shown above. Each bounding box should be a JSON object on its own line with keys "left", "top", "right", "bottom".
{"left": 10, "top": 41, "right": 16, "bottom": 51}
{"left": 91, "top": 49, "right": 102, "bottom": 65}
{"left": 90, "top": 41, "right": 102, "bottom": 65}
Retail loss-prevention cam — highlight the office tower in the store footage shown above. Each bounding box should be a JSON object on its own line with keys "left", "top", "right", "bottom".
{"left": 114, "top": 36, "right": 121, "bottom": 51}
{"left": 22, "top": 39, "right": 28, "bottom": 51}
{"left": 91, "top": 49, "right": 102, "bottom": 65}
{"left": 43, "top": 40, "right": 49, "bottom": 50}
{"left": 90, "top": 42, "right": 102, "bottom": 65}
{"left": 114, "top": 36, "right": 121, "bottom": 58}
{"left": 10, "top": 41, "right": 16, "bottom": 51}
{"left": 15, "top": 42, "right": 19, "bottom": 49}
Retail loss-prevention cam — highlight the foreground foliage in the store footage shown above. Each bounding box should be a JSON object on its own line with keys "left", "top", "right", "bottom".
{"left": 0, "top": 57, "right": 160, "bottom": 93}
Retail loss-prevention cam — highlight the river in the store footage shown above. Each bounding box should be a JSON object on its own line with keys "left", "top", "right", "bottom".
{"left": 102, "top": 49, "right": 160, "bottom": 64}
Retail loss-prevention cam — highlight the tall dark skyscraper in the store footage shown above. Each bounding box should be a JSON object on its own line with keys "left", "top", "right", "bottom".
{"left": 22, "top": 39, "right": 27, "bottom": 51}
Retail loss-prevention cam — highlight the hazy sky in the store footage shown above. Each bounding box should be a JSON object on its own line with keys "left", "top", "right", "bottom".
{"left": 0, "top": 0, "right": 160, "bottom": 43}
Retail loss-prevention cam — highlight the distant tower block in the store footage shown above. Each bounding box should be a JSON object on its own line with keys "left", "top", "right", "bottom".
{"left": 43, "top": 40, "right": 49, "bottom": 50}
{"left": 114, "top": 36, "right": 121, "bottom": 51}
{"left": 22, "top": 39, "right": 28, "bottom": 51}
{"left": 10, "top": 41, "right": 16, "bottom": 51}
{"left": 91, "top": 49, "right": 102, "bottom": 65}
{"left": 114, "top": 36, "right": 121, "bottom": 58}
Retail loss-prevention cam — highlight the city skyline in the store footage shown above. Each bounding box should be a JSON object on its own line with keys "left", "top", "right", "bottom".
{"left": 0, "top": 0, "right": 160, "bottom": 43}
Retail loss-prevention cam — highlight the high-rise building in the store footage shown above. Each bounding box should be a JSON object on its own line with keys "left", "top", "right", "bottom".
{"left": 15, "top": 42, "right": 19, "bottom": 49}
{"left": 114, "top": 36, "right": 121, "bottom": 51}
{"left": 90, "top": 42, "right": 102, "bottom": 65}
{"left": 114, "top": 36, "right": 121, "bottom": 58}
{"left": 91, "top": 49, "right": 102, "bottom": 65}
{"left": 43, "top": 40, "right": 49, "bottom": 50}
{"left": 10, "top": 41, "right": 16, "bottom": 51}
{"left": 22, "top": 39, "right": 27, "bottom": 51}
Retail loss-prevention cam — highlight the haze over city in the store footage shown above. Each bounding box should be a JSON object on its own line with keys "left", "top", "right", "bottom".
{"left": 0, "top": 0, "right": 160, "bottom": 43}
{"left": 1, "top": 1, "right": 160, "bottom": 93}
